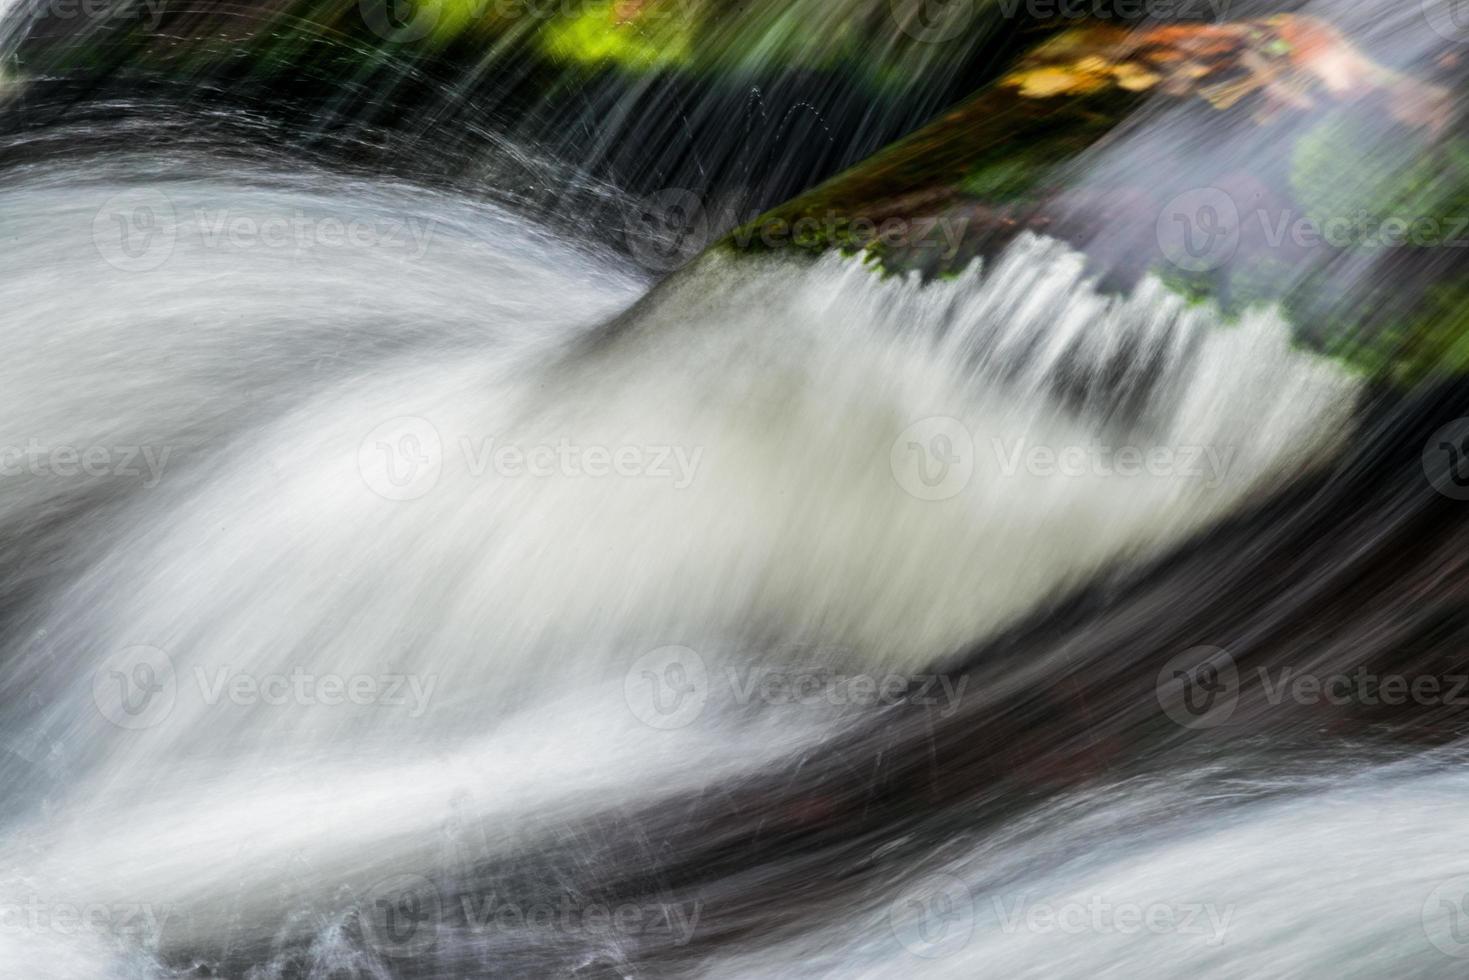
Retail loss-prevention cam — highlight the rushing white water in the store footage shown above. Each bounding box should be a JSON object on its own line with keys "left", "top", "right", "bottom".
{"left": 0, "top": 162, "right": 1363, "bottom": 976}
{"left": 716, "top": 757, "right": 1469, "bottom": 980}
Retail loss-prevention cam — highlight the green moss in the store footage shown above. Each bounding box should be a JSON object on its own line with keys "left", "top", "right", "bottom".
{"left": 1139, "top": 113, "right": 1469, "bottom": 385}
{"left": 1405, "top": 284, "right": 1469, "bottom": 379}
{"left": 1275, "top": 271, "right": 1469, "bottom": 385}
{"left": 1291, "top": 109, "right": 1469, "bottom": 249}
{"left": 958, "top": 157, "right": 1043, "bottom": 202}
{"left": 1274, "top": 111, "right": 1469, "bottom": 382}
{"left": 539, "top": 1, "right": 692, "bottom": 70}
{"left": 1223, "top": 255, "right": 1295, "bottom": 316}
{"left": 529, "top": 0, "right": 998, "bottom": 83}
{"left": 1154, "top": 265, "right": 1220, "bottom": 309}
{"left": 696, "top": 3, "right": 854, "bottom": 73}
{"left": 1348, "top": 283, "right": 1469, "bottom": 385}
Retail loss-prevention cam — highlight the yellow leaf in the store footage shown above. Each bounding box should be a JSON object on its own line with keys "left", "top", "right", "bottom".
{"left": 1005, "top": 67, "right": 1105, "bottom": 98}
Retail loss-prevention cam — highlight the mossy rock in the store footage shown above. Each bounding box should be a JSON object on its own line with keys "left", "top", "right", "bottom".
{"left": 714, "top": 17, "right": 1469, "bottom": 388}
{"left": 723, "top": 19, "right": 1328, "bottom": 275}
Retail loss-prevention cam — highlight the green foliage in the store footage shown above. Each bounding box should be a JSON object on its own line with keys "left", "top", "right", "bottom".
{"left": 1334, "top": 283, "right": 1469, "bottom": 386}
{"left": 1153, "top": 265, "right": 1221, "bottom": 310}
{"left": 959, "top": 157, "right": 1043, "bottom": 203}
{"left": 1291, "top": 109, "right": 1469, "bottom": 249}
{"left": 540, "top": 1, "right": 693, "bottom": 70}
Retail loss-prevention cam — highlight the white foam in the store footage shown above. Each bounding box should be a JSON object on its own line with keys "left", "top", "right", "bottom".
{"left": 0, "top": 164, "right": 1361, "bottom": 972}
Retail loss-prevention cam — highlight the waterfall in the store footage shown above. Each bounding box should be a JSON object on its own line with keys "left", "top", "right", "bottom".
{"left": 0, "top": 2, "right": 1464, "bottom": 978}
{"left": 0, "top": 150, "right": 1361, "bottom": 975}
